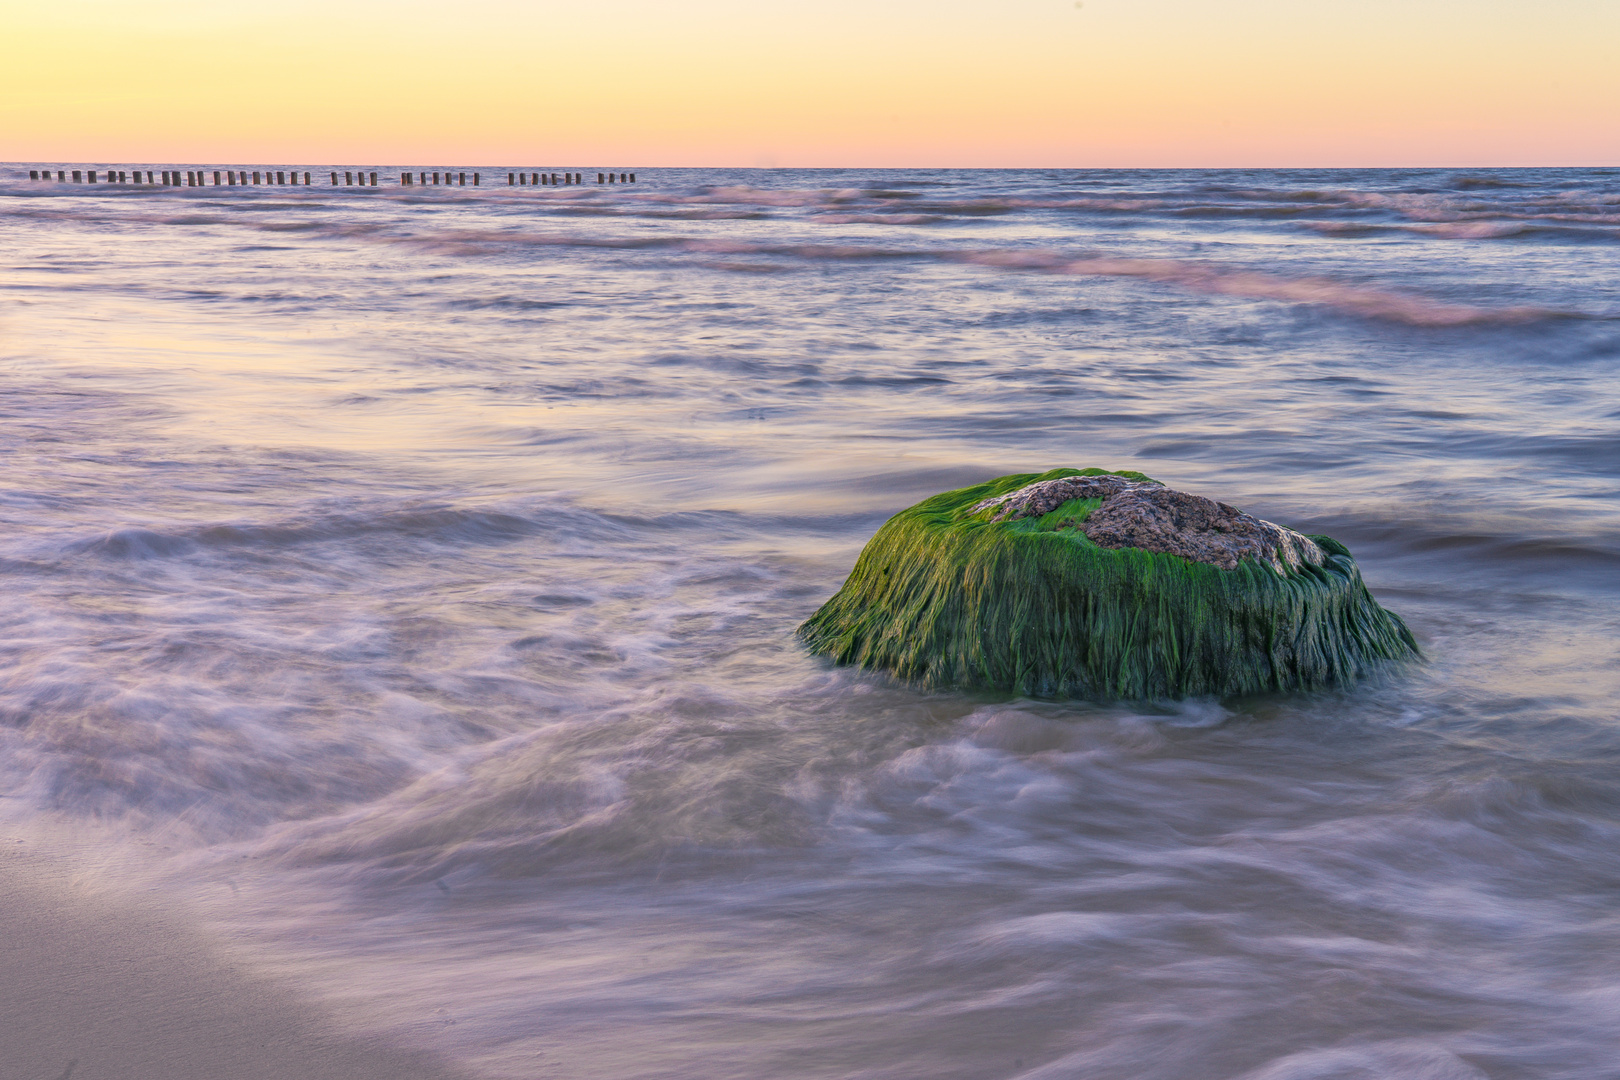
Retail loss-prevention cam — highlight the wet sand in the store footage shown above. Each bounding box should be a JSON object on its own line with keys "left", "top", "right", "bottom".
{"left": 0, "top": 846, "right": 465, "bottom": 1080}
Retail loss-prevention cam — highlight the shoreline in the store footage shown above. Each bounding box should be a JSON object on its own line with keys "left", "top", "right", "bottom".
{"left": 0, "top": 843, "right": 466, "bottom": 1080}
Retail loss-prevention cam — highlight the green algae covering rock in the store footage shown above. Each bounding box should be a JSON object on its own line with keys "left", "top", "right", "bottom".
{"left": 798, "top": 468, "right": 1419, "bottom": 700}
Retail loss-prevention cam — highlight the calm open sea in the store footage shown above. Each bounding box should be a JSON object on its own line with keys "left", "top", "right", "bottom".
{"left": 2, "top": 166, "right": 1619, "bottom": 1080}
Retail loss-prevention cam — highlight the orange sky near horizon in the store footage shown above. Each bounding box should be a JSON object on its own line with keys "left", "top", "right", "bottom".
{"left": 3, "top": 0, "right": 1617, "bottom": 168}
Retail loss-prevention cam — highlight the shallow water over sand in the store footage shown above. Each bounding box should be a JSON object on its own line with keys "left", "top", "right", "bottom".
{"left": 2, "top": 166, "right": 1619, "bottom": 1079}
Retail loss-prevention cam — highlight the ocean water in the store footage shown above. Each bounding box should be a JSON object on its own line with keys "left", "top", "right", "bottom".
{"left": 2, "top": 166, "right": 1618, "bottom": 1080}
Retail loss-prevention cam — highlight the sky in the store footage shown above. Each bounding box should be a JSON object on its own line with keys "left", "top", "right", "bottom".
{"left": 2, "top": 0, "right": 1617, "bottom": 168}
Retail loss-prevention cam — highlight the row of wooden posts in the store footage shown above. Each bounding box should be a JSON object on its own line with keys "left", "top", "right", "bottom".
{"left": 26, "top": 169, "right": 638, "bottom": 187}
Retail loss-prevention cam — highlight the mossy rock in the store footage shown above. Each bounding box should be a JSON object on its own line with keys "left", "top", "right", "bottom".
{"left": 798, "top": 468, "right": 1419, "bottom": 700}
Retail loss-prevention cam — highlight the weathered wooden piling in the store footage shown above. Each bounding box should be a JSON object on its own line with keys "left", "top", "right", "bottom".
{"left": 57, "top": 164, "right": 644, "bottom": 193}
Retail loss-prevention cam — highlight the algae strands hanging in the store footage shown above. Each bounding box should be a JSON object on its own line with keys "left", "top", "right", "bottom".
{"left": 798, "top": 469, "right": 1419, "bottom": 700}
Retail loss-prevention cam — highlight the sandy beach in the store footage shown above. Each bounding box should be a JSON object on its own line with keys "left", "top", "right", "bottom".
{"left": 0, "top": 845, "right": 465, "bottom": 1080}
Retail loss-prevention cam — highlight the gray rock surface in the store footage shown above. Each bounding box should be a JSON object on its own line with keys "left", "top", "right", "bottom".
{"left": 971, "top": 475, "right": 1325, "bottom": 573}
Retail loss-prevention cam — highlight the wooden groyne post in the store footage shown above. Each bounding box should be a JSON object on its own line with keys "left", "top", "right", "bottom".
{"left": 503, "top": 171, "right": 622, "bottom": 186}
{"left": 24, "top": 166, "right": 634, "bottom": 187}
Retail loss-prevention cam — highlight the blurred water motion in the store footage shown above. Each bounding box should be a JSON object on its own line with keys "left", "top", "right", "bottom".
{"left": 2, "top": 166, "right": 1619, "bottom": 1080}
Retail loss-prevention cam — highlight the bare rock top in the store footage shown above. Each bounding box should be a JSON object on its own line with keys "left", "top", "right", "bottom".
{"left": 970, "top": 475, "right": 1325, "bottom": 574}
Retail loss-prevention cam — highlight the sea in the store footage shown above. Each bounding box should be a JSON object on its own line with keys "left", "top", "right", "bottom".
{"left": 2, "top": 166, "right": 1618, "bottom": 1080}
